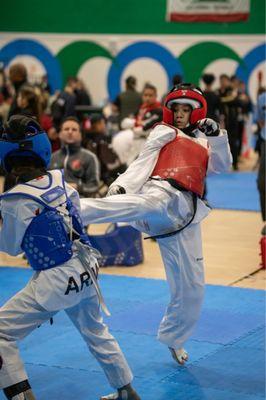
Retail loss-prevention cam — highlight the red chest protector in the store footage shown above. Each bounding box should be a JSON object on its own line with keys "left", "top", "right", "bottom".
{"left": 151, "top": 131, "right": 209, "bottom": 197}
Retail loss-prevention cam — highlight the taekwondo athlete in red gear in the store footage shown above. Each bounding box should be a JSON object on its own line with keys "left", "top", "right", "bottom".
{"left": 79, "top": 84, "right": 232, "bottom": 366}
{"left": 0, "top": 115, "right": 141, "bottom": 400}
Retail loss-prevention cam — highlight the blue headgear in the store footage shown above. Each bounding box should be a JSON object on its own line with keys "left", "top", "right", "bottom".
{"left": 0, "top": 115, "right": 52, "bottom": 172}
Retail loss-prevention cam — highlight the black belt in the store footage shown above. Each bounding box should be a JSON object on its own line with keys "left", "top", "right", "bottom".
{"left": 145, "top": 177, "right": 198, "bottom": 240}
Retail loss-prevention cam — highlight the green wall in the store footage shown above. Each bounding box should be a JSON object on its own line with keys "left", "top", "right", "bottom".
{"left": 1, "top": 0, "right": 265, "bottom": 34}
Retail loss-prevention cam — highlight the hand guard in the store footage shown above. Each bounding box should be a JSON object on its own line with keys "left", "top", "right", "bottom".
{"left": 106, "top": 185, "right": 126, "bottom": 196}
{"left": 197, "top": 118, "right": 220, "bottom": 137}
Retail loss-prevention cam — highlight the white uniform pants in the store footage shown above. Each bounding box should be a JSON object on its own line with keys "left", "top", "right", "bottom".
{"left": 157, "top": 223, "right": 204, "bottom": 348}
{"left": 80, "top": 188, "right": 205, "bottom": 349}
{"left": 0, "top": 280, "right": 133, "bottom": 390}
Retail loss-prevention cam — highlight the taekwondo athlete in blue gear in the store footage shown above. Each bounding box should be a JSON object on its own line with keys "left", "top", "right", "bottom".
{"left": 0, "top": 115, "right": 141, "bottom": 400}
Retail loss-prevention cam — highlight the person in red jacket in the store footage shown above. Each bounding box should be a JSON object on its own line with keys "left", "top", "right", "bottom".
{"left": 135, "top": 83, "right": 162, "bottom": 135}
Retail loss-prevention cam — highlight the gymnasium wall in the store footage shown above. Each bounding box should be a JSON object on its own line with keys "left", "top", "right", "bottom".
{"left": 0, "top": 0, "right": 265, "bottom": 103}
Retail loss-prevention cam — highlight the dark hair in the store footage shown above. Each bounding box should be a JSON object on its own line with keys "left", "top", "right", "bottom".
{"left": 60, "top": 116, "right": 81, "bottom": 130}
{"left": 170, "top": 83, "right": 203, "bottom": 95}
{"left": 143, "top": 83, "right": 157, "bottom": 94}
{"left": 66, "top": 76, "right": 78, "bottom": 85}
{"left": 9, "top": 63, "right": 27, "bottom": 83}
{"left": 220, "top": 74, "right": 230, "bottom": 80}
{"left": 9, "top": 156, "right": 46, "bottom": 172}
{"left": 202, "top": 73, "right": 215, "bottom": 85}
{"left": 90, "top": 113, "right": 105, "bottom": 125}
{"left": 172, "top": 74, "right": 183, "bottom": 86}
{"left": 18, "top": 85, "right": 41, "bottom": 122}
{"left": 258, "top": 86, "right": 266, "bottom": 95}
{"left": 125, "top": 76, "right": 136, "bottom": 90}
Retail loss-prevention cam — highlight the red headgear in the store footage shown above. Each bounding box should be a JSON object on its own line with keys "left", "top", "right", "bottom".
{"left": 163, "top": 84, "right": 207, "bottom": 126}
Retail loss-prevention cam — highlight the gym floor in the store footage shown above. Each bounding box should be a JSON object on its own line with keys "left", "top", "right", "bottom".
{"left": 0, "top": 165, "right": 265, "bottom": 400}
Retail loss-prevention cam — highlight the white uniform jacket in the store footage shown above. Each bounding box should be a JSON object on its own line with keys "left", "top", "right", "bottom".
{"left": 108, "top": 123, "right": 232, "bottom": 225}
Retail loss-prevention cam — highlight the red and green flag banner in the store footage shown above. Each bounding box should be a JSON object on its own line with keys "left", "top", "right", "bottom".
{"left": 167, "top": 0, "right": 250, "bottom": 23}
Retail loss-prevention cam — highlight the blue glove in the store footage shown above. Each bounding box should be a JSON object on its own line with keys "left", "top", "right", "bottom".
{"left": 198, "top": 118, "right": 220, "bottom": 137}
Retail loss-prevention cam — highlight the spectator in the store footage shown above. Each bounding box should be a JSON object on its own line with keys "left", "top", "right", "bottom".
{"left": 39, "top": 95, "right": 60, "bottom": 152}
{"left": 233, "top": 78, "right": 252, "bottom": 157}
{"left": 83, "top": 113, "right": 107, "bottom": 151}
{"left": 111, "top": 118, "right": 135, "bottom": 166}
{"left": 218, "top": 74, "right": 239, "bottom": 170}
{"left": 50, "top": 116, "right": 100, "bottom": 197}
{"left": 114, "top": 83, "right": 162, "bottom": 165}
{"left": 40, "top": 113, "right": 60, "bottom": 153}
{"left": 51, "top": 77, "right": 78, "bottom": 131}
{"left": 17, "top": 85, "right": 42, "bottom": 122}
{"left": 172, "top": 74, "right": 183, "bottom": 86}
{"left": 39, "top": 73, "right": 51, "bottom": 94}
{"left": 0, "top": 68, "right": 11, "bottom": 126}
{"left": 201, "top": 73, "right": 221, "bottom": 122}
{"left": 83, "top": 113, "right": 126, "bottom": 186}
{"left": 161, "top": 74, "right": 183, "bottom": 104}
{"left": 135, "top": 83, "right": 162, "bottom": 134}
{"left": 113, "top": 76, "right": 142, "bottom": 123}
{"left": 75, "top": 78, "right": 92, "bottom": 106}
{"left": 8, "top": 63, "right": 28, "bottom": 118}
{"left": 256, "top": 89, "right": 266, "bottom": 223}
{"left": 105, "top": 103, "right": 120, "bottom": 137}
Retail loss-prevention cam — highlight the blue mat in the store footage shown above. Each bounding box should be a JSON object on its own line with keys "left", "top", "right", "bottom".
{"left": 0, "top": 268, "right": 265, "bottom": 400}
{"left": 206, "top": 172, "right": 260, "bottom": 212}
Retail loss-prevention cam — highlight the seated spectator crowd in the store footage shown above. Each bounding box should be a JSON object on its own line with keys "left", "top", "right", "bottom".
{"left": 0, "top": 63, "right": 264, "bottom": 196}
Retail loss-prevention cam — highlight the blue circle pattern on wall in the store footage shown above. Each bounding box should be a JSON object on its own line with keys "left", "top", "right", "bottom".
{"left": 0, "top": 38, "right": 265, "bottom": 98}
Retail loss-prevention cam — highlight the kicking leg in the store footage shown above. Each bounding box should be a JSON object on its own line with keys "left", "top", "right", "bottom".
{"left": 80, "top": 193, "right": 161, "bottom": 227}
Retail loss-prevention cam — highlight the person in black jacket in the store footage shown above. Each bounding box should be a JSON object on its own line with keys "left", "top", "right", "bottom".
{"left": 83, "top": 113, "right": 126, "bottom": 186}
{"left": 51, "top": 77, "right": 78, "bottom": 131}
{"left": 113, "top": 76, "right": 142, "bottom": 124}
{"left": 202, "top": 73, "right": 221, "bottom": 123}
{"left": 218, "top": 74, "right": 240, "bottom": 169}
{"left": 50, "top": 117, "right": 100, "bottom": 197}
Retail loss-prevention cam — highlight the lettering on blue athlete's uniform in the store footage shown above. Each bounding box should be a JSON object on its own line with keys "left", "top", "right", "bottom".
{"left": 65, "top": 272, "right": 93, "bottom": 295}
{"left": 40, "top": 186, "right": 65, "bottom": 203}
{"left": 80, "top": 272, "right": 92, "bottom": 291}
{"left": 65, "top": 277, "right": 79, "bottom": 294}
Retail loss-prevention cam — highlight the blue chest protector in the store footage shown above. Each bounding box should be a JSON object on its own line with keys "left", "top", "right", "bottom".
{"left": 0, "top": 170, "right": 91, "bottom": 271}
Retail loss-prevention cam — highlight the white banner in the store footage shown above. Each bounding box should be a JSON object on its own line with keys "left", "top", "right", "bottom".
{"left": 167, "top": 0, "right": 250, "bottom": 22}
